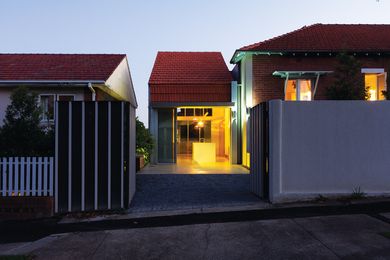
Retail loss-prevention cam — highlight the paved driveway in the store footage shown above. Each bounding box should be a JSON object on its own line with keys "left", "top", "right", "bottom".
{"left": 129, "top": 174, "right": 264, "bottom": 213}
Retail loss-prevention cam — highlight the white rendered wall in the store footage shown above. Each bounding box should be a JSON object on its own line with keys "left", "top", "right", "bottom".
{"left": 269, "top": 100, "right": 390, "bottom": 203}
{"left": 106, "top": 57, "right": 137, "bottom": 107}
{"left": 0, "top": 88, "right": 12, "bottom": 126}
{"left": 0, "top": 87, "right": 85, "bottom": 126}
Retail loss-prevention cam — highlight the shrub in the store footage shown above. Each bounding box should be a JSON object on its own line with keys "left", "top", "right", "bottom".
{"left": 326, "top": 53, "right": 369, "bottom": 100}
{"left": 136, "top": 117, "right": 154, "bottom": 163}
{"left": 0, "top": 87, "right": 54, "bottom": 156}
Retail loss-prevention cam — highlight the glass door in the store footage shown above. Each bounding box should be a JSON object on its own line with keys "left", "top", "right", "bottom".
{"left": 158, "top": 108, "right": 175, "bottom": 163}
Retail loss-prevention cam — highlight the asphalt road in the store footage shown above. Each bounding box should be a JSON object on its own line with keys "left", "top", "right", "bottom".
{"left": 2, "top": 213, "right": 390, "bottom": 259}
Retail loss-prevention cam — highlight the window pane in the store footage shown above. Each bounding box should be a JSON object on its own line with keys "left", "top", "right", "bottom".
{"left": 204, "top": 108, "right": 212, "bottom": 116}
{"left": 365, "top": 74, "right": 378, "bottom": 101}
{"left": 177, "top": 108, "right": 185, "bottom": 116}
{"left": 40, "top": 95, "right": 55, "bottom": 121}
{"left": 195, "top": 108, "right": 202, "bottom": 116}
{"left": 299, "top": 80, "right": 312, "bottom": 101}
{"left": 186, "top": 108, "right": 194, "bottom": 116}
{"left": 378, "top": 74, "right": 386, "bottom": 100}
{"left": 285, "top": 80, "right": 297, "bottom": 101}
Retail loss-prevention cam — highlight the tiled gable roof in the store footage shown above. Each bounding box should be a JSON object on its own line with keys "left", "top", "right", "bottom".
{"left": 239, "top": 24, "right": 390, "bottom": 52}
{"left": 0, "top": 54, "right": 126, "bottom": 81}
{"left": 149, "top": 52, "right": 232, "bottom": 84}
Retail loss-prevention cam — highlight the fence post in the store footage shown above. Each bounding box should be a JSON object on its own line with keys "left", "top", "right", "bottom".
{"left": 20, "top": 157, "right": 25, "bottom": 196}
{"left": 38, "top": 157, "right": 42, "bottom": 196}
{"left": 32, "top": 157, "right": 36, "bottom": 196}
{"left": 2, "top": 158, "right": 6, "bottom": 196}
{"left": 43, "top": 157, "right": 48, "bottom": 196}
{"left": 14, "top": 157, "right": 19, "bottom": 196}
{"left": 49, "top": 157, "right": 54, "bottom": 197}
{"left": 26, "top": 157, "right": 31, "bottom": 196}
{"left": 8, "top": 157, "right": 13, "bottom": 196}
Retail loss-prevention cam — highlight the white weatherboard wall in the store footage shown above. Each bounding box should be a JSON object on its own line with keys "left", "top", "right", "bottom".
{"left": 269, "top": 100, "right": 390, "bottom": 203}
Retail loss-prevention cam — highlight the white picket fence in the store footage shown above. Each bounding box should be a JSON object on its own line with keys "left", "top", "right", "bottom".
{"left": 0, "top": 157, "right": 54, "bottom": 196}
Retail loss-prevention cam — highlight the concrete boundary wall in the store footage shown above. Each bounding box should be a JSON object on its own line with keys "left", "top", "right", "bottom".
{"left": 268, "top": 100, "right": 390, "bottom": 203}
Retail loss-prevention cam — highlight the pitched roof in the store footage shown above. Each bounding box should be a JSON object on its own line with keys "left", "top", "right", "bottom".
{"left": 149, "top": 52, "right": 232, "bottom": 85}
{"left": 0, "top": 54, "right": 126, "bottom": 81}
{"left": 238, "top": 24, "right": 390, "bottom": 53}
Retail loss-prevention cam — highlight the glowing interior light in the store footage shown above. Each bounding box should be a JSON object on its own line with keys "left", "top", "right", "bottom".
{"left": 197, "top": 121, "right": 204, "bottom": 128}
{"left": 369, "top": 89, "right": 377, "bottom": 101}
{"left": 301, "top": 91, "right": 312, "bottom": 101}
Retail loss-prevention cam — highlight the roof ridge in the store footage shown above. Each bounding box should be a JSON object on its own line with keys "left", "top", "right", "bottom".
{"left": 0, "top": 53, "right": 126, "bottom": 56}
{"left": 239, "top": 24, "right": 322, "bottom": 51}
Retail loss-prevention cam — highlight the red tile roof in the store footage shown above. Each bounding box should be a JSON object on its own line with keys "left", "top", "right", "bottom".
{"left": 0, "top": 54, "right": 126, "bottom": 81}
{"left": 149, "top": 52, "right": 232, "bottom": 84}
{"left": 238, "top": 24, "right": 390, "bottom": 53}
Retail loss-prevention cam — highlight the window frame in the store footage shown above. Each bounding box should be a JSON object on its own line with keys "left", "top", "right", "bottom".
{"left": 284, "top": 78, "right": 314, "bottom": 101}
{"left": 38, "top": 94, "right": 77, "bottom": 123}
{"left": 362, "top": 68, "right": 387, "bottom": 101}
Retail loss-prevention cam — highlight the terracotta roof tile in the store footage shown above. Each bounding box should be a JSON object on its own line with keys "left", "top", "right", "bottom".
{"left": 0, "top": 54, "right": 126, "bottom": 81}
{"left": 149, "top": 52, "right": 232, "bottom": 84}
{"left": 239, "top": 24, "right": 390, "bottom": 52}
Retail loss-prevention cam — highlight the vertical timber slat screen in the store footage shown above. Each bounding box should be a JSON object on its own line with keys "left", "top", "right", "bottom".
{"left": 55, "top": 101, "right": 134, "bottom": 213}
{"left": 249, "top": 102, "right": 269, "bottom": 198}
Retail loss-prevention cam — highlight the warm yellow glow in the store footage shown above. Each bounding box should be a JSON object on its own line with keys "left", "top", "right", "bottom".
{"left": 285, "top": 80, "right": 297, "bottom": 101}
{"left": 285, "top": 79, "right": 312, "bottom": 101}
{"left": 365, "top": 73, "right": 387, "bottom": 101}
{"left": 369, "top": 89, "right": 377, "bottom": 101}
{"left": 177, "top": 107, "right": 231, "bottom": 163}
{"left": 299, "top": 80, "right": 312, "bottom": 101}
{"left": 192, "top": 143, "right": 216, "bottom": 163}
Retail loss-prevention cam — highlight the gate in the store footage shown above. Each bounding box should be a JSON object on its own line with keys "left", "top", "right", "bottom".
{"left": 249, "top": 102, "right": 269, "bottom": 198}
{"left": 55, "top": 101, "right": 136, "bottom": 213}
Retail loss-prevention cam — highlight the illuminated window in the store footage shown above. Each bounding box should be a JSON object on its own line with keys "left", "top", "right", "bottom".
{"left": 285, "top": 79, "right": 312, "bottom": 101}
{"left": 364, "top": 73, "right": 387, "bottom": 101}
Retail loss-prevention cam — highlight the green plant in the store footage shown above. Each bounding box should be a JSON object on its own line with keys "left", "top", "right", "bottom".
{"left": 0, "top": 86, "right": 54, "bottom": 156}
{"left": 351, "top": 186, "right": 366, "bottom": 200}
{"left": 326, "top": 53, "right": 369, "bottom": 100}
{"left": 315, "top": 194, "right": 328, "bottom": 202}
{"left": 136, "top": 117, "right": 154, "bottom": 164}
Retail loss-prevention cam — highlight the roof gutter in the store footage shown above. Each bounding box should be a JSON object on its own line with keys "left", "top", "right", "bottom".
{"left": 231, "top": 50, "right": 390, "bottom": 64}
{"left": 0, "top": 80, "right": 105, "bottom": 84}
{"left": 230, "top": 50, "right": 284, "bottom": 64}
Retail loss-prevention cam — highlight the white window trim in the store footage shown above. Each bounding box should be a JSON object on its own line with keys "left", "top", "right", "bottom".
{"left": 38, "top": 94, "right": 76, "bottom": 123}
{"left": 361, "top": 68, "right": 384, "bottom": 74}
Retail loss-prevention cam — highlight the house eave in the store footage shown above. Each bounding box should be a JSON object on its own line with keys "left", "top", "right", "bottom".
{"left": 0, "top": 80, "right": 106, "bottom": 86}
{"left": 230, "top": 50, "right": 390, "bottom": 64}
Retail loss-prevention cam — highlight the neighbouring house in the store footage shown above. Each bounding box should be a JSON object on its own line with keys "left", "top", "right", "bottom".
{"left": 231, "top": 24, "right": 390, "bottom": 168}
{"left": 0, "top": 54, "right": 137, "bottom": 126}
{"left": 148, "top": 52, "right": 239, "bottom": 165}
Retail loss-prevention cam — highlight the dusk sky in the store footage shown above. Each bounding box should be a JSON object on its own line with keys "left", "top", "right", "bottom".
{"left": 1, "top": 0, "right": 389, "bottom": 126}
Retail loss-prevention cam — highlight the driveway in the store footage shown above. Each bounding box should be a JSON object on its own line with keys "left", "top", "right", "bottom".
{"left": 129, "top": 174, "right": 264, "bottom": 213}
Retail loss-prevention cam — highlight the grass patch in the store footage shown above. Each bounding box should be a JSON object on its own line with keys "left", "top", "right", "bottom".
{"left": 350, "top": 186, "right": 366, "bottom": 200}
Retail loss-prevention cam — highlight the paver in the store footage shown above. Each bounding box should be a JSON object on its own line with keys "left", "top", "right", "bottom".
{"left": 130, "top": 174, "right": 264, "bottom": 212}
